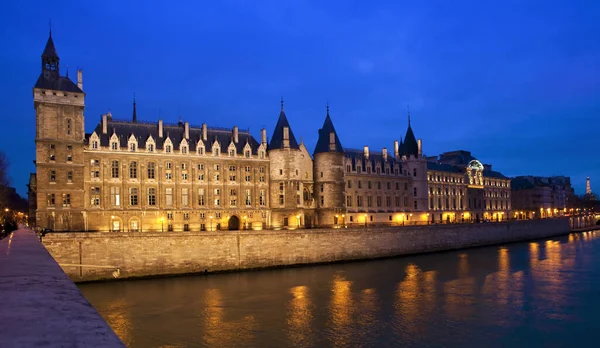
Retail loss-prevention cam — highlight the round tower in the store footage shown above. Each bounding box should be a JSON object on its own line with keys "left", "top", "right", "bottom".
{"left": 313, "top": 105, "right": 345, "bottom": 227}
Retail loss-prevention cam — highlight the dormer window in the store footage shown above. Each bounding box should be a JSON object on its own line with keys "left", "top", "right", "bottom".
{"left": 245, "top": 150, "right": 251, "bottom": 158}
{"left": 166, "top": 145, "right": 172, "bottom": 153}
{"left": 129, "top": 143, "right": 136, "bottom": 152}
{"left": 91, "top": 141, "right": 98, "bottom": 149}
{"left": 180, "top": 139, "right": 189, "bottom": 154}
{"left": 214, "top": 148, "right": 220, "bottom": 156}
{"left": 229, "top": 149, "right": 235, "bottom": 157}
{"left": 127, "top": 134, "right": 138, "bottom": 152}
{"left": 111, "top": 142, "right": 118, "bottom": 150}
{"left": 148, "top": 144, "right": 154, "bottom": 152}
{"left": 182, "top": 146, "right": 188, "bottom": 154}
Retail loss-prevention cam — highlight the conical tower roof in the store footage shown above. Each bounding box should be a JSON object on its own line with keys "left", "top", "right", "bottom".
{"left": 313, "top": 104, "right": 344, "bottom": 154}
{"left": 268, "top": 99, "right": 299, "bottom": 150}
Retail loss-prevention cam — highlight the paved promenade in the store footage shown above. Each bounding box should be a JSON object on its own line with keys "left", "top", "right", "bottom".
{"left": 0, "top": 229, "right": 124, "bottom": 347}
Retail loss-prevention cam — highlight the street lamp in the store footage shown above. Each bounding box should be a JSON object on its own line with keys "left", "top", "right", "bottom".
{"left": 341, "top": 214, "right": 345, "bottom": 228}
{"left": 160, "top": 217, "right": 164, "bottom": 232}
{"left": 297, "top": 214, "right": 301, "bottom": 228}
{"left": 209, "top": 215, "right": 213, "bottom": 231}
{"left": 364, "top": 214, "right": 368, "bottom": 229}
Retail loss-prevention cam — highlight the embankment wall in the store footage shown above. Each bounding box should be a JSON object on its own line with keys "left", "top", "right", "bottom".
{"left": 43, "top": 218, "right": 571, "bottom": 282}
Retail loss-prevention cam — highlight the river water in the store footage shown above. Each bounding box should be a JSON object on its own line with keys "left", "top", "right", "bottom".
{"left": 79, "top": 230, "right": 600, "bottom": 348}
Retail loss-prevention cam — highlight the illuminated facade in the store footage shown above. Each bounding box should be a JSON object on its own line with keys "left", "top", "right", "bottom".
{"left": 511, "top": 176, "right": 569, "bottom": 219}
{"left": 30, "top": 33, "right": 513, "bottom": 231}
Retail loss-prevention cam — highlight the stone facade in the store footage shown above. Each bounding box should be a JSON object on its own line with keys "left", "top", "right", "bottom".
{"left": 31, "top": 33, "right": 513, "bottom": 232}
{"left": 42, "top": 218, "right": 571, "bottom": 282}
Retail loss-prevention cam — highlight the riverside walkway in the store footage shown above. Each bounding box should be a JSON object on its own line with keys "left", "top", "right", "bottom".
{"left": 0, "top": 229, "right": 124, "bottom": 347}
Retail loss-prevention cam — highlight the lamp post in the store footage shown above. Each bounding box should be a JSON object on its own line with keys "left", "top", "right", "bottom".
{"left": 209, "top": 215, "right": 213, "bottom": 231}
{"left": 341, "top": 214, "right": 345, "bottom": 228}
{"left": 364, "top": 214, "right": 368, "bottom": 229}
{"left": 160, "top": 217, "right": 164, "bottom": 232}
{"left": 297, "top": 214, "right": 301, "bottom": 228}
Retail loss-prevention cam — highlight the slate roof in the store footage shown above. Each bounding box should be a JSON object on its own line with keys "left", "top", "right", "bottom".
{"left": 42, "top": 34, "right": 58, "bottom": 58}
{"left": 511, "top": 177, "right": 536, "bottom": 190}
{"left": 438, "top": 150, "right": 477, "bottom": 166}
{"left": 314, "top": 111, "right": 344, "bottom": 154}
{"left": 399, "top": 125, "right": 418, "bottom": 157}
{"left": 345, "top": 149, "right": 402, "bottom": 172}
{"left": 87, "top": 119, "right": 262, "bottom": 154}
{"left": 34, "top": 75, "right": 83, "bottom": 93}
{"left": 427, "top": 161, "right": 464, "bottom": 174}
{"left": 268, "top": 110, "right": 299, "bottom": 150}
{"left": 483, "top": 170, "right": 508, "bottom": 179}
{"left": 427, "top": 161, "right": 508, "bottom": 179}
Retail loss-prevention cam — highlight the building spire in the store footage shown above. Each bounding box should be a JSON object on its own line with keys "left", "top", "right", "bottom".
{"left": 586, "top": 177, "right": 592, "bottom": 194}
{"left": 407, "top": 104, "right": 411, "bottom": 126}
{"left": 280, "top": 96, "right": 284, "bottom": 111}
{"left": 49, "top": 19, "right": 52, "bottom": 37}
{"left": 132, "top": 94, "right": 137, "bottom": 123}
{"left": 326, "top": 100, "right": 330, "bottom": 116}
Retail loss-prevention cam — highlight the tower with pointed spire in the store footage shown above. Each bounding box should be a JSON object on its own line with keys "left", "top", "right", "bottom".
{"left": 268, "top": 98, "right": 315, "bottom": 228}
{"left": 397, "top": 107, "right": 428, "bottom": 212}
{"left": 584, "top": 177, "right": 597, "bottom": 201}
{"left": 313, "top": 102, "right": 346, "bottom": 227}
{"left": 33, "top": 29, "right": 86, "bottom": 231}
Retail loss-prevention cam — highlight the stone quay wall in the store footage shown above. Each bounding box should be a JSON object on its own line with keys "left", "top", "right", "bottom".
{"left": 43, "top": 218, "right": 571, "bottom": 282}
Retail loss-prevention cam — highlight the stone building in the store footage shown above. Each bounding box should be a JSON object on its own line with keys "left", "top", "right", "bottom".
{"left": 29, "top": 32, "right": 513, "bottom": 231}
{"left": 426, "top": 151, "right": 512, "bottom": 223}
{"left": 511, "top": 176, "right": 568, "bottom": 219}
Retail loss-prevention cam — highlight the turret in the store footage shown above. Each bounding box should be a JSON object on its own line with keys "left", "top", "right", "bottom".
{"left": 313, "top": 103, "right": 345, "bottom": 227}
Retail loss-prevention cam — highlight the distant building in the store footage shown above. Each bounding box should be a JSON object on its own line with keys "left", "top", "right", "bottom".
{"left": 29, "top": 32, "right": 513, "bottom": 231}
{"left": 426, "top": 150, "right": 511, "bottom": 223}
{"left": 584, "top": 177, "right": 597, "bottom": 201}
{"left": 511, "top": 176, "right": 569, "bottom": 219}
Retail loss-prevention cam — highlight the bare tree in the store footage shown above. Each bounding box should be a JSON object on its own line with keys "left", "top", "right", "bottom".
{"left": 0, "top": 151, "right": 9, "bottom": 208}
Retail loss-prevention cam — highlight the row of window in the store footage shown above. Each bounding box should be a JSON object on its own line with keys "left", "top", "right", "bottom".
{"left": 346, "top": 195, "right": 416, "bottom": 209}
{"left": 429, "top": 187, "right": 464, "bottom": 196}
{"left": 347, "top": 180, "right": 410, "bottom": 191}
{"left": 428, "top": 174, "right": 464, "bottom": 184}
{"left": 87, "top": 187, "right": 268, "bottom": 208}
{"left": 90, "top": 137, "right": 265, "bottom": 159}
{"left": 47, "top": 144, "right": 74, "bottom": 162}
{"left": 346, "top": 164, "right": 402, "bottom": 176}
{"left": 46, "top": 193, "right": 71, "bottom": 208}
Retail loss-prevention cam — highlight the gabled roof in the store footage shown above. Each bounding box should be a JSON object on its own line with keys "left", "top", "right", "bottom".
{"left": 87, "top": 119, "right": 261, "bottom": 154}
{"left": 269, "top": 109, "right": 299, "bottom": 150}
{"left": 34, "top": 75, "right": 83, "bottom": 93}
{"left": 314, "top": 110, "right": 343, "bottom": 154}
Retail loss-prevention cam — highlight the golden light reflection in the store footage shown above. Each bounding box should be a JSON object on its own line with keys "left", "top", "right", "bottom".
{"left": 203, "top": 288, "right": 256, "bottom": 347}
{"left": 329, "top": 274, "right": 353, "bottom": 348}
{"left": 394, "top": 264, "right": 422, "bottom": 337}
{"left": 458, "top": 253, "right": 469, "bottom": 278}
{"left": 103, "top": 298, "right": 132, "bottom": 347}
{"left": 287, "top": 285, "right": 313, "bottom": 348}
{"left": 356, "top": 288, "right": 379, "bottom": 344}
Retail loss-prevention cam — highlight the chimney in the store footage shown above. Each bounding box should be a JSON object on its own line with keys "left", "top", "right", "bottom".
{"left": 417, "top": 139, "right": 422, "bottom": 156}
{"left": 261, "top": 128, "right": 267, "bottom": 145}
{"left": 394, "top": 140, "right": 399, "bottom": 158}
{"left": 202, "top": 123, "right": 207, "bottom": 141}
{"left": 77, "top": 69, "right": 83, "bottom": 90}
{"left": 233, "top": 126, "right": 239, "bottom": 143}
{"left": 382, "top": 147, "right": 387, "bottom": 160}
{"left": 158, "top": 120, "right": 163, "bottom": 138}
{"left": 184, "top": 122, "right": 189, "bottom": 139}
{"left": 329, "top": 132, "right": 336, "bottom": 151}
{"left": 364, "top": 145, "right": 369, "bottom": 159}
{"left": 102, "top": 114, "right": 108, "bottom": 134}
{"left": 283, "top": 127, "right": 290, "bottom": 148}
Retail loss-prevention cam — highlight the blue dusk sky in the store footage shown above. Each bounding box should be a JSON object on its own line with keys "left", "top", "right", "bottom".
{"left": 0, "top": 0, "right": 598, "bottom": 197}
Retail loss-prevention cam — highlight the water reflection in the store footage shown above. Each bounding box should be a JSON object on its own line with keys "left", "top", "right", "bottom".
{"left": 78, "top": 230, "right": 600, "bottom": 348}
{"left": 103, "top": 298, "right": 132, "bottom": 347}
{"left": 328, "top": 274, "right": 353, "bottom": 348}
{"left": 287, "top": 285, "right": 313, "bottom": 348}
{"left": 202, "top": 288, "right": 256, "bottom": 347}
